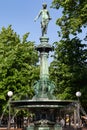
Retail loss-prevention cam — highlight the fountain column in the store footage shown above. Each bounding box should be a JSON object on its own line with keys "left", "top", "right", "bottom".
{"left": 33, "top": 36, "right": 55, "bottom": 100}
{"left": 39, "top": 37, "right": 50, "bottom": 79}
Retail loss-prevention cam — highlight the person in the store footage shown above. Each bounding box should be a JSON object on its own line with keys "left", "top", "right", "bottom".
{"left": 60, "top": 118, "right": 65, "bottom": 127}
{"left": 34, "top": 3, "right": 52, "bottom": 36}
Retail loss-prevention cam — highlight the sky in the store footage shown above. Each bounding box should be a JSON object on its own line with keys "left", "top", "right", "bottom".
{"left": 0, "top": 0, "right": 86, "bottom": 45}
{"left": 0, "top": 0, "right": 61, "bottom": 45}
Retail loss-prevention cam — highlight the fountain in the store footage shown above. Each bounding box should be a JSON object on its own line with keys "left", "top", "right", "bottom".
{"left": 11, "top": 3, "right": 77, "bottom": 130}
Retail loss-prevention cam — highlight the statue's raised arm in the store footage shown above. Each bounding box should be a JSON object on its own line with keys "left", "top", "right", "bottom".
{"left": 34, "top": 3, "right": 52, "bottom": 37}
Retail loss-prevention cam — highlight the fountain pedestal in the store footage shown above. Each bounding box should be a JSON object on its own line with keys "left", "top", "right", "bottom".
{"left": 33, "top": 36, "right": 55, "bottom": 101}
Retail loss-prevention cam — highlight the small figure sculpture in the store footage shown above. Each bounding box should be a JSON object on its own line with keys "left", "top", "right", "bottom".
{"left": 34, "top": 3, "right": 52, "bottom": 36}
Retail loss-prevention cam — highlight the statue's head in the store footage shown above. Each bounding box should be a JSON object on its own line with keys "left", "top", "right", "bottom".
{"left": 42, "top": 3, "right": 47, "bottom": 9}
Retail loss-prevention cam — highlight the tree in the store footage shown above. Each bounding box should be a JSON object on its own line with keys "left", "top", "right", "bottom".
{"left": 52, "top": 0, "right": 87, "bottom": 39}
{"left": 50, "top": 37, "right": 87, "bottom": 99}
{"left": 50, "top": 0, "right": 87, "bottom": 111}
{"left": 0, "top": 25, "right": 39, "bottom": 115}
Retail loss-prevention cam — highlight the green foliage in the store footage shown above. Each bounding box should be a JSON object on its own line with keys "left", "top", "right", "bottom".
{"left": 0, "top": 25, "right": 39, "bottom": 115}
{"left": 52, "top": 0, "right": 87, "bottom": 38}
{"left": 51, "top": 0, "right": 87, "bottom": 111}
{"left": 50, "top": 38, "right": 87, "bottom": 101}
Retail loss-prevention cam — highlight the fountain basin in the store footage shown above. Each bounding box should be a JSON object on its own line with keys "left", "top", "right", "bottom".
{"left": 11, "top": 99, "right": 77, "bottom": 108}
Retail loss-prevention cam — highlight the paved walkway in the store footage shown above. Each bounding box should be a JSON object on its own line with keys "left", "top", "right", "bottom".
{"left": 63, "top": 126, "right": 74, "bottom": 130}
{"left": 63, "top": 126, "right": 87, "bottom": 130}
{"left": 82, "top": 128, "right": 87, "bottom": 130}
{"left": 0, "top": 127, "right": 87, "bottom": 130}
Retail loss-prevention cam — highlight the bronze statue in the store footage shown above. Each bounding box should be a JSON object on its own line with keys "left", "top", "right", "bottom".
{"left": 34, "top": 3, "right": 52, "bottom": 36}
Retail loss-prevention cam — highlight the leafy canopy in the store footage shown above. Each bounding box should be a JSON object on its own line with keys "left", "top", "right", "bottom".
{"left": 0, "top": 25, "right": 39, "bottom": 114}
{"left": 52, "top": 0, "right": 87, "bottom": 39}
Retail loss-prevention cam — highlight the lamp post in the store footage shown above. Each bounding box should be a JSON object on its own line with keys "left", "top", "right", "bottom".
{"left": 7, "top": 91, "right": 13, "bottom": 130}
{"left": 76, "top": 91, "right": 81, "bottom": 130}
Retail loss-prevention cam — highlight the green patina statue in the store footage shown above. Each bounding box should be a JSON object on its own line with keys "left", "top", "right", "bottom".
{"left": 34, "top": 3, "right": 52, "bottom": 36}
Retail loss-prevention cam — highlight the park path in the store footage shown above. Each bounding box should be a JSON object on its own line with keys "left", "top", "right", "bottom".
{"left": 0, "top": 127, "right": 87, "bottom": 130}
{"left": 63, "top": 126, "right": 87, "bottom": 130}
